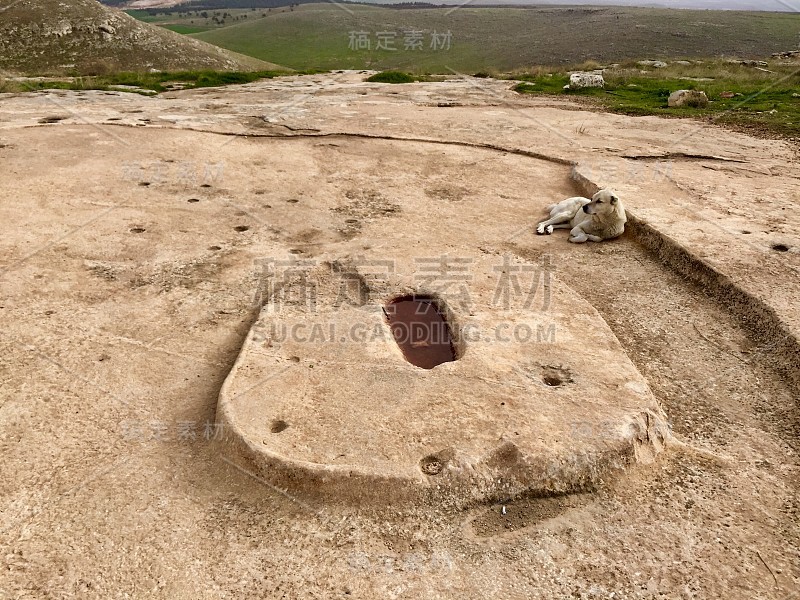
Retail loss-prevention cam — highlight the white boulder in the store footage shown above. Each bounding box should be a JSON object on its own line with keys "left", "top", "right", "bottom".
{"left": 638, "top": 60, "right": 668, "bottom": 68}
{"left": 567, "top": 72, "right": 605, "bottom": 89}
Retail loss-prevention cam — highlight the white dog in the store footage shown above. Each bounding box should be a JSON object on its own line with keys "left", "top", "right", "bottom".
{"left": 536, "top": 189, "right": 627, "bottom": 243}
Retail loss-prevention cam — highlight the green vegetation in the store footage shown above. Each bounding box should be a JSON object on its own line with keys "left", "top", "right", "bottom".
{"left": 366, "top": 70, "right": 418, "bottom": 83}
{"left": 125, "top": 7, "right": 268, "bottom": 31}
{"left": 123, "top": 9, "right": 161, "bottom": 22}
{"left": 512, "top": 61, "right": 800, "bottom": 138}
{"left": 0, "top": 69, "right": 295, "bottom": 94}
{"left": 155, "top": 3, "right": 800, "bottom": 73}
{"left": 163, "top": 24, "right": 213, "bottom": 34}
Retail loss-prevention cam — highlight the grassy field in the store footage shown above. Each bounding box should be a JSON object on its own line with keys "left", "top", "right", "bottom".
{"left": 124, "top": 7, "right": 280, "bottom": 34}
{"left": 510, "top": 61, "right": 800, "bottom": 137}
{"left": 151, "top": 3, "right": 800, "bottom": 73}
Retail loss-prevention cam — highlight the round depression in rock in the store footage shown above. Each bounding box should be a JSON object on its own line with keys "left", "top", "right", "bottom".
{"left": 215, "top": 255, "right": 669, "bottom": 505}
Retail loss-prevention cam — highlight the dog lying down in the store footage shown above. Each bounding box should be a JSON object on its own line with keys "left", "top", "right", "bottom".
{"left": 536, "top": 189, "right": 627, "bottom": 243}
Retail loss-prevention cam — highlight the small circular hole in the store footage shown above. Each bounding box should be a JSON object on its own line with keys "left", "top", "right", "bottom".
{"left": 130, "top": 227, "right": 146, "bottom": 234}
{"left": 234, "top": 225, "right": 250, "bottom": 232}
{"left": 286, "top": 198, "right": 299, "bottom": 204}
{"left": 288, "top": 356, "right": 300, "bottom": 363}
{"left": 540, "top": 366, "right": 572, "bottom": 387}
{"left": 270, "top": 420, "right": 288, "bottom": 434}
{"left": 419, "top": 455, "right": 443, "bottom": 476}
{"left": 187, "top": 198, "right": 200, "bottom": 203}
{"left": 289, "top": 248, "right": 304, "bottom": 254}
{"left": 139, "top": 182, "right": 150, "bottom": 187}
{"left": 741, "top": 230, "right": 751, "bottom": 235}
{"left": 208, "top": 245, "right": 221, "bottom": 251}
{"left": 772, "top": 244, "right": 790, "bottom": 252}
{"left": 200, "top": 184, "right": 212, "bottom": 188}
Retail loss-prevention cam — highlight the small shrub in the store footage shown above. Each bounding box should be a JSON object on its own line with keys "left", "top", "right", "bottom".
{"left": 366, "top": 71, "right": 416, "bottom": 84}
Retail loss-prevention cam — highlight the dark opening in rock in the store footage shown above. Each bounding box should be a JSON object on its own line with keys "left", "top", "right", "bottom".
{"left": 270, "top": 420, "right": 288, "bottom": 434}
{"left": 384, "top": 295, "right": 456, "bottom": 370}
{"left": 540, "top": 365, "right": 572, "bottom": 387}
{"left": 772, "top": 244, "right": 790, "bottom": 252}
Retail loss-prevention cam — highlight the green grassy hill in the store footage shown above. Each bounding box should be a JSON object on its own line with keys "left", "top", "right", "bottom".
{"left": 188, "top": 4, "right": 800, "bottom": 73}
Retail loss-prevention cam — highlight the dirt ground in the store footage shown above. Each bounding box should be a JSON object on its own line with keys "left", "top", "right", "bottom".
{"left": 0, "top": 73, "right": 798, "bottom": 599}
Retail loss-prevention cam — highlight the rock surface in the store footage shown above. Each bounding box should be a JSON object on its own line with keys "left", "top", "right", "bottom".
{"left": 0, "top": 73, "right": 798, "bottom": 597}
{"left": 219, "top": 255, "right": 668, "bottom": 506}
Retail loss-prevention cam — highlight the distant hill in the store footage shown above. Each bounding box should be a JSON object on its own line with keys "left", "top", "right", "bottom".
{"left": 190, "top": 3, "right": 800, "bottom": 72}
{"left": 0, "top": 0, "right": 284, "bottom": 75}
{"left": 366, "top": 0, "right": 799, "bottom": 11}
{"left": 99, "top": 0, "right": 800, "bottom": 12}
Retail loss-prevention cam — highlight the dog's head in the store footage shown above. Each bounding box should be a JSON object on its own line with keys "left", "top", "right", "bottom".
{"left": 582, "top": 189, "right": 624, "bottom": 219}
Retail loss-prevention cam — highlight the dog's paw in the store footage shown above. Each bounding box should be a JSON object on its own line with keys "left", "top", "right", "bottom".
{"left": 536, "top": 223, "right": 553, "bottom": 235}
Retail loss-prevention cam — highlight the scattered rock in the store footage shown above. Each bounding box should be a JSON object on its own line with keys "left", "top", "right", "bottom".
{"left": 668, "top": 90, "right": 709, "bottom": 108}
{"left": 566, "top": 72, "right": 605, "bottom": 89}
{"left": 720, "top": 91, "right": 735, "bottom": 99}
{"left": 736, "top": 60, "right": 769, "bottom": 67}
{"left": 771, "top": 50, "right": 800, "bottom": 59}
{"left": 97, "top": 23, "right": 115, "bottom": 38}
{"left": 638, "top": 60, "right": 667, "bottom": 68}
{"left": 674, "top": 60, "right": 693, "bottom": 66}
